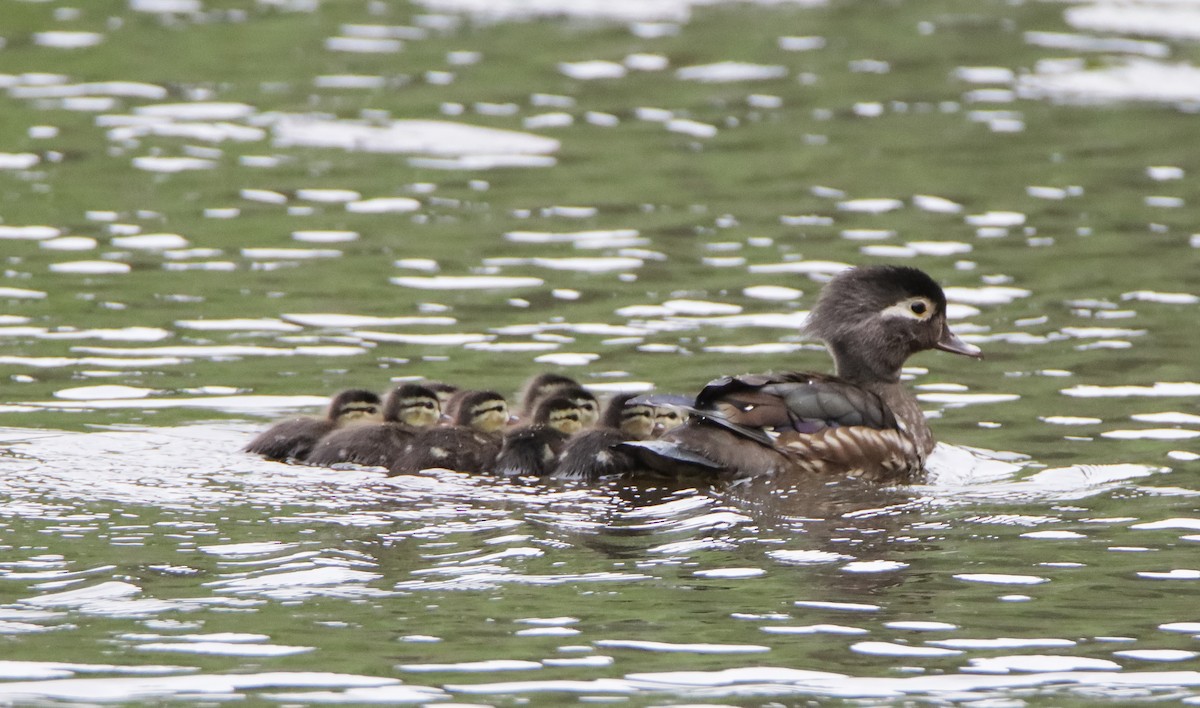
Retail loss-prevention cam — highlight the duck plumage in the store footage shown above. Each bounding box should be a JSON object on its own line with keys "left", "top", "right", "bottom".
{"left": 623, "top": 265, "right": 981, "bottom": 484}
{"left": 552, "top": 393, "right": 655, "bottom": 481}
{"left": 244, "top": 389, "right": 381, "bottom": 462}
{"left": 390, "top": 390, "right": 509, "bottom": 474}
{"left": 493, "top": 395, "right": 583, "bottom": 476}
{"left": 304, "top": 383, "right": 440, "bottom": 468}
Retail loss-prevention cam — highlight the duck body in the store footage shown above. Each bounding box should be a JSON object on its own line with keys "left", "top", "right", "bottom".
{"left": 493, "top": 395, "right": 584, "bottom": 476}
{"left": 305, "top": 384, "right": 440, "bottom": 468}
{"left": 390, "top": 390, "right": 509, "bottom": 475}
{"left": 305, "top": 422, "right": 421, "bottom": 468}
{"left": 244, "top": 389, "right": 381, "bottom": 462}
{"left": 626, "top": 371, "right": 928, "bottom": 483}
{"left": 622, "top": 265, "right": 981, "bottom": 485}
{"left": 244, "top": 417, "right": 336, "bottom": 462}
{"left": 392, "top": 426, "right": 501, "bottom": 474}
{"left": 552, "top": 394, "right": 655, "bottom": 481}
{"left": 493, "top": 426, "right": 571, "bottom": 476}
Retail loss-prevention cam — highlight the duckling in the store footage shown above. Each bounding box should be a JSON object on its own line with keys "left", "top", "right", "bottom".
{"left": 653, "top": 403, "right": 686, "bottom": 437}
{"left": 244, "top": 389, "right": 382, "bottom": 462}
{"left": 514, "top": 374, "right": 600, "bottom": 429}
{"left": 622, "top": 265, "right": 982, "bottom": 484}
{"left": 304, "top": 383, "right": 440, "bottom": 468}
{"left": 423, "top": 380, "right": 460, "bottom": 411}
{"left": 561, "top": 386, "right": 600, "bottom": 429}
{"left": 493, "top": 395, "right": 584, "bottom": 476}
{"left": 517, "top": 372, "right": 580, "bottom": 418}
{"left": 390, "top": 390, "right": 509, "bottom": 475}
{"left": 551, "top": 393, "right": 656, "bottom": 480}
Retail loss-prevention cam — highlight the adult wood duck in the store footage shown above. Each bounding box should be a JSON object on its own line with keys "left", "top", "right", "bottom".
{"left": 243, "top": 389, "right": 382, "bottom": 462}
{"left": 552, "top": 393, "right": 656, "bottom": 481}
{"left": 493, "top": 395, "right": 585, "bottom": 476}
{"left": 622, "top": 265, "right": 982, "bottom": 484}
{"left": 390, "top": 390, "right": 509, "bottom": 475}
{"left": 304, "top": 383, "right": 440, "bottom": 468}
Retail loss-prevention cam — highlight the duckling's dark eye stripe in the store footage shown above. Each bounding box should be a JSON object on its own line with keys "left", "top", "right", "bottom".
{"left": 474, "top": 404, "right": 506, "bottom": 415}
{"left": 402, "top": 399, "right": 438, "bottom": 409}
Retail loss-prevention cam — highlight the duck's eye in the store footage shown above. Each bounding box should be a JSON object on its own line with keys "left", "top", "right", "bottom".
{"left": 910, "top": 300, "right": 927, "bottom": 316}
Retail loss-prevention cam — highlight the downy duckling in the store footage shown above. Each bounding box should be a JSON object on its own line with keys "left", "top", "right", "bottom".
{"left": 244, "top": 389, "right": 382, "bottom": 462}
{"left": 551, "top": 393, "right": 656, "bottom": 480}
{"left": 515, "top": 373, "right": 600, "bottom": 429}
{"left": 622, "top": 265, "right": 982, "bottom": 484}
{"left": 390, "top": 390, "right": 509, "bottom": 475}
{"left": 304, "top": 383, "right": 440, "bottom": 468}
{"left": 493, "top": 395, "right": 584, "bottom": 476}
{"left": 517, "top": 372, "right": 580, "bottom": 418}
{"left": 653, "top": 404, "right": 686, "bottom": 437}
{"left": 423, "top": 380, "right": 460, "bottom": 411}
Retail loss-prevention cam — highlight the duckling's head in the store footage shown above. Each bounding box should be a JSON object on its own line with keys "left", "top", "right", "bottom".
{"left": 383, "top": 383, "right": 441, "bottom": 427}
{"left": 559, "top": 386, "right": 600, "bottom": 428}
{"left": 652, "top": 405, "right": 685, "bottom": 437}
{"left": 805, "top": 265, "right": 981, "bottom": 383}
{"left": 600, "top": 394, "right": 656, "bottom": 440}
{"left": 619, "top": 403, "right": 655, "bottom": 440}
{"left": 454, "top": 390, "right": 510, "bottom": 434}
{"left": 532, "top": 395, "right": 585, "bottom": 436}
{"left": 424, "top": 381, "right": 461, "bottom": 409}
{"left": 326, "top": 389, "right": 383, "bottom": 423}
{"left": 518, "top": 372, "right": 580, "bottom": 414}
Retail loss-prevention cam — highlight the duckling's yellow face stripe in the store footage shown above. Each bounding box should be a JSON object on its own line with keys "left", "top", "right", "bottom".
{"left": 470, "top": 402, "right": 509, "bottom": 433}
{"left": 398, "top": 397, "right": 440, "bottom": 428}
{"left": 880, "top": 296, "right": 936, "bottom": 322}
{"left": 548, "top": 409, "right": 583, "bottom": 435}
{"left": 338, "top": 403, "right": 382, "bottom": 423}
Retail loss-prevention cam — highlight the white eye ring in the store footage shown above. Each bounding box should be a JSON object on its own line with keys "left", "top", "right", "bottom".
{"left": 882, "top": 297, "right": 935, "bottom": 321}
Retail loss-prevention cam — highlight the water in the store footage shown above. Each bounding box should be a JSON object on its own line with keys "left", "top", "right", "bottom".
{"left": 2, "top": 0, "right": 1200, "bottom": 703}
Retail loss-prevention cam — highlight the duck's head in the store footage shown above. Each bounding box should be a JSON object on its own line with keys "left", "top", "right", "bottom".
{"left": 805, "top": 265, "right": 981, "bottom": 384}
{"left": 532, "top": 395, "right": 585, "bottom": 436}
{"left": 652, "top": 405, "right": 685, "bottom": 437}
{"left": 383, "top": 383, "right": 441, "bottom": 427}
{"left": 600, "top": 393, "right": 656, "bottom": 440}
{"left": 518, "top": 372, "right": 581, "bottom": 413}
{"left": 453, "top": 390, "right": 510, "bottom": 433}
{"left": 327, "top": 389, "right": 383, "bottom": 423}
{"left": 559, "top": 386, "right": 600, "bottom": 428}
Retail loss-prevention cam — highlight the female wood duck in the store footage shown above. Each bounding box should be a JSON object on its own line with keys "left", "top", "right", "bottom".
{"left": 622, "top": 265, "right": 982, "bottom": 484}
{"left": 390, "top": 390, "right": 509, "bottom": 475}
{"left": 304, "top": 383, "right": 440, "bottom": 467}
{"left": 551, "top": 393, "right": 656, "bottom": 480}
{"left": 493, "top": 395, "right": 585, "bottom": 476}
{"left": 244, "top": 389, "right": 382, "bottom": 462}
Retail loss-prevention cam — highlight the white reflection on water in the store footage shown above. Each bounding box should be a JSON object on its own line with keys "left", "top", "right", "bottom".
{"left": 0, "top": 421, "right": 1195, "bottom": 703}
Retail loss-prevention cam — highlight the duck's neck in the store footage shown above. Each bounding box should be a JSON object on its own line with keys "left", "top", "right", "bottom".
{"left": 826, "top": 341, "right": 904, "bottom": 387}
